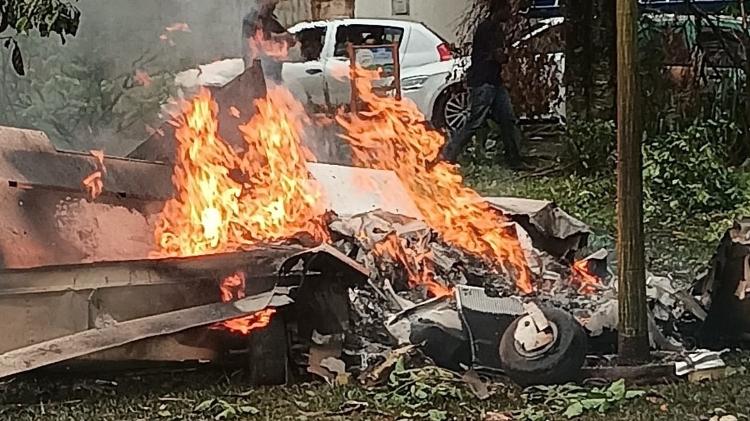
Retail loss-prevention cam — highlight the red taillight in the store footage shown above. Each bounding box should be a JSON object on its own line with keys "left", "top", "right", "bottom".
{"left": 437, "top": 43, "right": 453, "bottom": 61}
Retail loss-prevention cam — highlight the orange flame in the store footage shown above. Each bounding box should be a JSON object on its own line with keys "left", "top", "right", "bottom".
{"left": 215, "top": 272, "right": 277, "bottom": 334}
{"left": 247, "top": 29, "right": 290, "bottom": 61}
{"left": 155, "top": 87, "right": 327, "bottom": 257}
{"left": 82, "top": 150, "right": 106, "bottom": 201}
{"left": 373, "top": 233, "right": 452, "bottom": 298}
{"left": 571, "top": 259, "right": 600, "bottom": 294}
{"left": 337, "top": 67, "right": 533, "bottom": 294}
{"left": 154, "top": 88, "right": 327, "bottom": 333}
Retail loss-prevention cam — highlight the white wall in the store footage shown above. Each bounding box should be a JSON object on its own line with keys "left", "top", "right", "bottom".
{"left": 354, "top": 0, "right": 472, "bottom": 43}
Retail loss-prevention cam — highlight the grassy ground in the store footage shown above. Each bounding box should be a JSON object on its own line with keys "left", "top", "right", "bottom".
{"left": 1, "top": 142, "right": 745, "bottom": 420}
{"left": 2, "top": 357, "right": 750, "bottom": 420}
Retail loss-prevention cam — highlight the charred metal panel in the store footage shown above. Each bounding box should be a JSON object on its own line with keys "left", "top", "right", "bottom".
{"left": 307, "top": 163, "right": 424, "bottom": 220}
{"left": 80, "top": 330, "right": 219, "bottom": 363}
{"left": 0, "top": 185, "right": 158, "bottom": 269}
{"left": 0, "top": 291, "right": 89, "bottom": 353}
{"left": 0, "top": 127, "right": 172, "bottom": 199}
{"left": 0, "top": 126, "right": 172, "bottom": 269}
{"left": 128, "top": 66, "right": 268, "bottom": 163}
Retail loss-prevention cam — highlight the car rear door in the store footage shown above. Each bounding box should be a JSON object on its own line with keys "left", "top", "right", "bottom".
{"left": 322, "top": 21, "right": 410, "bottom": 107}
{"left": 283, "top": 23, "right": 329, "bottom": 108}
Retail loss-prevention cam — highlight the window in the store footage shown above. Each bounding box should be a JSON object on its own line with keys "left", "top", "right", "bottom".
{"left": 295, "top": 26, "right": 327, "bottom": 61}
{"left": 333, "top": 25, "right": 405, "bottom": 57}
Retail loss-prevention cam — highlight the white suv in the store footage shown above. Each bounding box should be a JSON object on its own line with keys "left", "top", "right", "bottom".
{"left": 175, "top": 18, "right": 469, "bottom": 132}
{"left": 285, "top": 18, "right": 468, "bottom": 131}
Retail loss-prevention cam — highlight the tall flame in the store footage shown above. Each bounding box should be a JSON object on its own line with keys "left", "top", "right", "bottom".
{"left": 155, "top": 88, "right": 327, "bottom": 333}
{"left": 337, "top": 68, "right": 533, "bottom": 293}
{"left": 155, "top": 87, "right": 327, "bottom": 257}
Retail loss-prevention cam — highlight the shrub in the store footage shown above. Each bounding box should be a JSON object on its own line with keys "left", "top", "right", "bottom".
{"left": 560, "top": 118, "right": 617, "bottom": 176}
{"left": 0, "top": 38, "right": 176, "bottom": 152}
{"left": 643, "top": 119, "right": 748, "bottom": 225}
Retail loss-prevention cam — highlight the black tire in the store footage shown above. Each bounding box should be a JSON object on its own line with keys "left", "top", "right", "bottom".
{"left": 247, "top": 313, "right": 288, "bottom": 385}
{"left": 432, "top": 84, "right": 468, "bottom": 134}
{"left": 499, "top": 307, "right": 587, "bottom": 387}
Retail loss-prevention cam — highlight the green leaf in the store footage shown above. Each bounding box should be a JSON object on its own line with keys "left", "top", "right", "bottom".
{"left": 625, "top": 390, "right": 645, "bottom": 399}
{"left": 427, "top": 409, "right": 448, "bottom": 421}
{"left": 215, "top": 407, "right": 237, "bottom": 420}
{"left": 581, "top": 398, "right": 607, "bottom": 410}
{"left": 15, "top": 17, "right": 28, "bottom": 32}
{"left": 607, "top": 379, "right": 626, "bottom": 399}
{"left": 194, "top": 399, "right": 215, "bottom": 412}
{"left": 239, "top": 405, "right": 259, "bottom": 415}
{"left": 563, "top": 402, "right": 584, "bottom": 418}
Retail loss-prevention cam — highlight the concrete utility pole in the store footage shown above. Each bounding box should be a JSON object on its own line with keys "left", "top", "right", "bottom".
{"left": 616, "top": 0, "right": 650, "bottom": 362}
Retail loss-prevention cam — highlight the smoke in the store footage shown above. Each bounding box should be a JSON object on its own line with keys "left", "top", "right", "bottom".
{"left": 0, "top": 0, "right": 268, "bottom": 155}
{"left": 75, "top": 0, "right": 257, "bottom": 72}
{"left": 0, "top": 0, "right": 346, "bottom": 161}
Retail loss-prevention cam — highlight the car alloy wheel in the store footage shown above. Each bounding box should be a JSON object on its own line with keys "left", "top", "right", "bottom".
{"left": 444, "top": 89, "right": 470, "bottom": 133}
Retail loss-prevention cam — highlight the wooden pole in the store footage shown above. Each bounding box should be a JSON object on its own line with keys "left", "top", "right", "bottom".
{"left": 616, "top": 0, "right": 649, "bottom": 362}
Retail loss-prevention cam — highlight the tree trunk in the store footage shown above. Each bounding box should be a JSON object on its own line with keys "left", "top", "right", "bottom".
{"left": 616, "top": 0, "right": 650, "bottom": 363}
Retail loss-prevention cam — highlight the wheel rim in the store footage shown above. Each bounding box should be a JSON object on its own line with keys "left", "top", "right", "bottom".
{"left": 512, "top": 320, "right": 559, "bottom": 360}
{"left": 444, "top": 90, "right": 470, "bottom": 132}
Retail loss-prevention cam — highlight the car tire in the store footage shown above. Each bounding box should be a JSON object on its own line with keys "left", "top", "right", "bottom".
{"left": 499, "top": 306, "right": 587, "bottom": 387}
{"left": 433, "top": 84, "right": 470, "bottom": 134}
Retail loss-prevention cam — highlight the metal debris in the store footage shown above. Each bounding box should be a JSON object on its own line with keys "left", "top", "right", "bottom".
{"left": 675, "top": 350, "right": 727, "bottom": 377}
{"left": 307, "top": 331, "right": 345, "bottom": 384}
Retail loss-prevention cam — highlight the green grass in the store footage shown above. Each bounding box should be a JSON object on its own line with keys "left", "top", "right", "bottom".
{"left": 2, "top": 356, "right": 750, "bottom": 420}
{"left": 464, "top": 164, "right": 735, "bottom": 280}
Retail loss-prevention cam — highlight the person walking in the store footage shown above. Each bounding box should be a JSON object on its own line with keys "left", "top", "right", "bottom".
{"left": 440, "top": 0, "right": 528, "bottom": 170}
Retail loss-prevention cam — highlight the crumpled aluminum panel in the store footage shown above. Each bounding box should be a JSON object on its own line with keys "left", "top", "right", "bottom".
{"left": 456, "top": 285, "right": 525, "bottom": 316}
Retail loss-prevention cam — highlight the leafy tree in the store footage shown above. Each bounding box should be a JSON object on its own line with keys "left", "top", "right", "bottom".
{"left": 0, "top": 0, "right": 81, "bottom": 75}
{"left": 0, "top": 38, "right": 176, "bottom": 152}
{"left": 560, "top": 0, "right": 616, "bottom": 120}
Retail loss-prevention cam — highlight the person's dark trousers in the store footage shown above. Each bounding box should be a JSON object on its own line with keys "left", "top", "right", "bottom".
{"left": 441, "top": 83, "right": 522, "bottom": 164}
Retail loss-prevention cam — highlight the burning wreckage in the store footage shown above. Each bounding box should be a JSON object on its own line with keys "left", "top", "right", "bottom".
{"left": 0, "top": 64, "right": 739, "bottom": 389}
